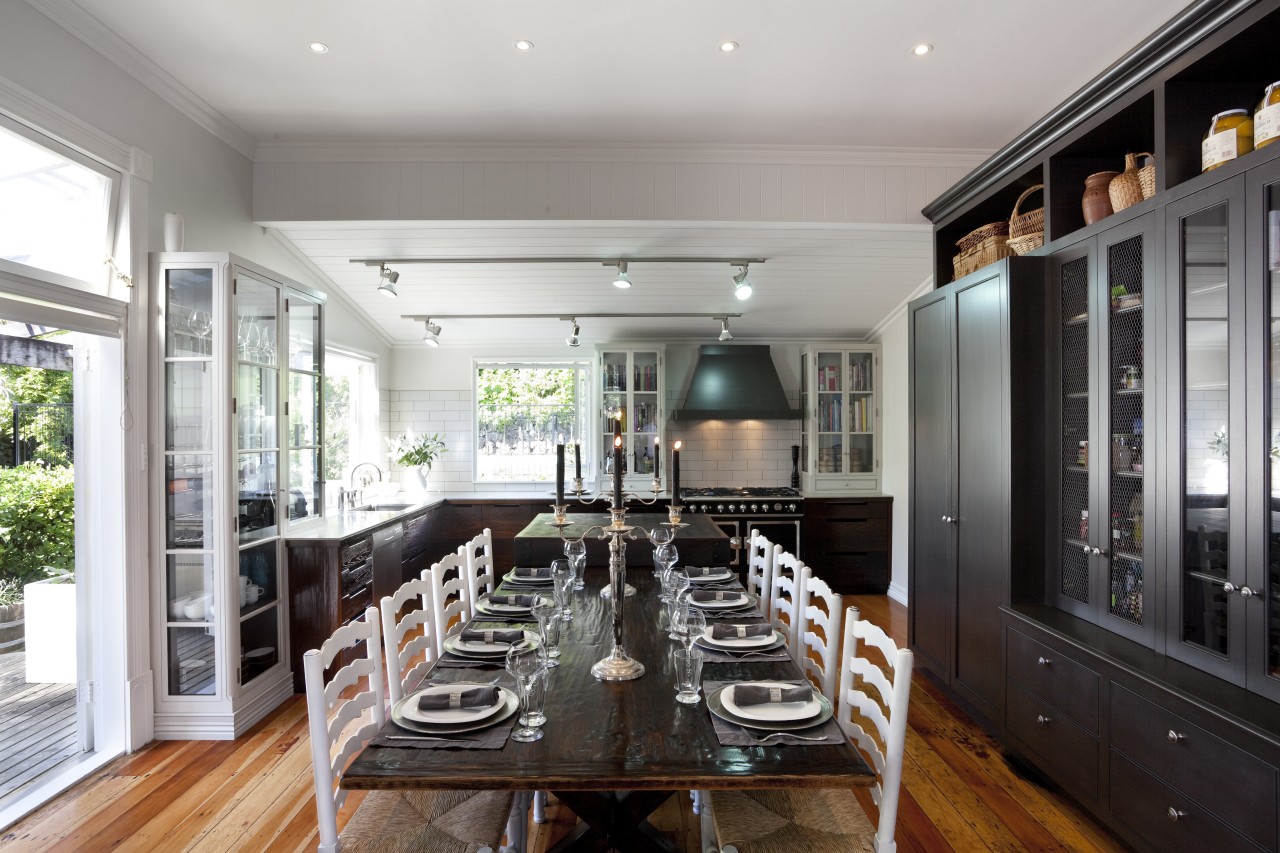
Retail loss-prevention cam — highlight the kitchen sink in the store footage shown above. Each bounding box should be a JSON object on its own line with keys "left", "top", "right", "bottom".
{"left": 351, "top": 502, "right": 416, "bottom": 512}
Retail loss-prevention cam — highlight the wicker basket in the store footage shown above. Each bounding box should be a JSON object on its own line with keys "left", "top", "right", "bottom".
{"left": 1110, "top": 152, "right": 1157, "bottom": 212}
{"left": 1007, "top": 184, "right": 1044, "bottom": 255}
{"left": 953, "top": 221, "right": 1013, "bottom": 279}
{"left": 1136, "top": 153, "right": 1156, "bottom": 199}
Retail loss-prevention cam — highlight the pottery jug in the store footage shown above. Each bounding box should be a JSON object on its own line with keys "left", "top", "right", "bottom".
{"left": 1082, "top": 171, "right": 1119, "bottom": 225}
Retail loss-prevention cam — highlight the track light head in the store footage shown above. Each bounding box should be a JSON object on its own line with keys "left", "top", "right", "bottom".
{"left": 423, "top": 319, "right": 441, "bottom": 347}
{"left": 612, "top": 261, "right": 632, "bottom": 289}
{"left": 718, "top": 317, "right": 734, "bottom": 341}
{"left": 565, "top": 319, "right": 581, "bottom": 348}
{"left": 732, "top": 264, "right": 753, "bottom": 301}
{"left": 378, "top": 265, "right": 400, "bottom": 298}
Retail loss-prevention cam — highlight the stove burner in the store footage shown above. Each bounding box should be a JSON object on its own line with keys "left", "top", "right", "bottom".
{"left": 680, "top": 486, "right": 801, "bottom": 498}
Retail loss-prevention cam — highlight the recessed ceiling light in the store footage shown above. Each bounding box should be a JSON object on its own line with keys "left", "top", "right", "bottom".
{"left": 911, "top": 43, "right": 933, "bottom": 56}
{"left": 514, "top": 40, "right": 535, "bottom": 51}
{"left": 308, "top": 42, "right": 329, "bottom": 54}
{"left": 719, "top": 41, "right": 739, "bottom": 52}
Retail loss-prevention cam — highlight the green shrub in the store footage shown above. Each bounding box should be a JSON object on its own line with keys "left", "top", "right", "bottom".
{"left": 0, "top": 463, "right": 74, "bottom": 585}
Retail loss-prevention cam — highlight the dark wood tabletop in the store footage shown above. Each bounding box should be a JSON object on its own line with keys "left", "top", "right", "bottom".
{"left": 343, "top": 566, "right": 873, "bottom": 792}
{"left": 513, "top": 512, "right": 733, "bottom": 569}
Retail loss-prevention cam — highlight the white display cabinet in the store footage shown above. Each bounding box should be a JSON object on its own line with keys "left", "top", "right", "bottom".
{"left": 152, "top": 253, "right": 324, "bottom": 738}
{"left": 597, "top": 346, "right": 665, "bottom": 490}
{"left": 800, "top": 344, "right": 881, "bottom": 492}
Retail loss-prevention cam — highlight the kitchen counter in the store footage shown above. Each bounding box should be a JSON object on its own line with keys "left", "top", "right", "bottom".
{"left": 284, "top": 498, "right": 445, "bottom": 542}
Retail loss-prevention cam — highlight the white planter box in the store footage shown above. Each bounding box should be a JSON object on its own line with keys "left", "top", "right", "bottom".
{"left": 24, "top": 578, "right": 76, "bottom": 683}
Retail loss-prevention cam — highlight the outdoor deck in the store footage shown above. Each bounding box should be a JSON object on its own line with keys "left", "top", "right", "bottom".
{"left": 0, "top": 651, "right": 77, "bottom": 803}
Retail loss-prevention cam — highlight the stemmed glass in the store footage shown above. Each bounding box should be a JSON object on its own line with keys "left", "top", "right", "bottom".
{"left": 532, "top": 595, "right": 560, "bottom": 667}
{"left": 551, "top": 558, "right": 573, "bottom": 622}
{"left": 563, "top": 540, "right": 586, "bottom": 591}
{"left": 666, "top": 571, "right": 692, "bottom": 639}
{"left": 506, "top": 642, "right": 545, "bottom": 743}
{"left": 649, "top": 526, "right": 674, "bottom": 576}
{"left": 675, "top": 604, "right": 707, "bottom": 653}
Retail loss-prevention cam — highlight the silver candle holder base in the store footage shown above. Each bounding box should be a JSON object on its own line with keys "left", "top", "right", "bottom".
{"left": 549, "top": 503, "right": 570, "bottom": 527}
{"left": 590, "top": 508, "right": 644, "bottom": 681}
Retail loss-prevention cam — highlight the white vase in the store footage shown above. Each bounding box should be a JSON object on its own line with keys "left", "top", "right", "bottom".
{"left": 163, "top": 212, "right": 184, "bottom": 252}
{"left": 413, "top": 465, "right": 431, "bottom": 492}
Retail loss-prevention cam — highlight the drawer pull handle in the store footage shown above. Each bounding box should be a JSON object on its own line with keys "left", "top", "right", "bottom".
{"left": 1036, "top": 714, "right": 1051, "bottom": 725}
{"left": 1167, "top": 807, "right": 1186, "bottom": 822}
{"left": 1037, "top": 656, "right": 1051, "bottom": 667}
{"left": 1166, "top": 730, "right": 1185, "bottom": 743}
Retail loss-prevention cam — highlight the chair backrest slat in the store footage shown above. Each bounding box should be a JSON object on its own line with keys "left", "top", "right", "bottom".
{"left": 798, "top": 569, "right": 843, "bottom": 701}
{"left": 380, "top": 576, "right": 436, "bottom": 706}
{"left": 746, "top": 529, "right": 776, "bottom": 615}
{"left": 429, "top": 553, "right": 471, "bottom": 657}
{"left": 460, "top": 528, "right": 498, "bottom": 615}
{"left": 769, "top": 549, "right": 807, "bottom": 661}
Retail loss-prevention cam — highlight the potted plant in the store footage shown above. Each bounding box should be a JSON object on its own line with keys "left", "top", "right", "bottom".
{"left": 387, "top": 430, "right": 446, "bottom": 492}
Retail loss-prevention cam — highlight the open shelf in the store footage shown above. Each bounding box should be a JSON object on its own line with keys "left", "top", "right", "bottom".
{"left": 934, "top": 164, "right": 1043, "bottom": 285}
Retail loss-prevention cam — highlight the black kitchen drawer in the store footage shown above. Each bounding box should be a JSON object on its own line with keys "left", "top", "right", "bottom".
{"left": 341, "top": 584, "right": 372, "bottom": 622}
{"left": 1006, "top": 627, "right": 1100, "bottom": 734}
{"left": 1110, "top": 751, "right": 1263, "bottom": 851}
{"left": 339, "top": 537, "right": 372, "bottom": 570}
{"left": 1007, "top": 682, "right": 1099, "bottom": 800}
{"left": 1110, "top": 684, "right": 1277, "bottom": 850}
{"left": 805, "top": 498, "right": 891, "bottom": 521}
{"left": 812, "top": 517, "right": 889, "bottom": 551}
{"left": 341, "top": 558, "right": 373, "bottom": 598}
{"left": 821, "top": 553, "right": 889, "bottom": 594}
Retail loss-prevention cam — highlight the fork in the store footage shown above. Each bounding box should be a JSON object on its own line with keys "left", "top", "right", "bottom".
{"left": 744, "top": 731, "right": 833, "bottom": 743}
{"left": 384, "top": 734, "right": 479, "bottom": 744}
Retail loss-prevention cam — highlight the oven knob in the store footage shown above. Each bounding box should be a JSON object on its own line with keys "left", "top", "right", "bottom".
{"left": 727, "top": 504, "right": 736, "bottom": 513}
{"left": 749, "top": 503, "right": 758, "bottom": 513}
{"left": 773, "top": 502, "right": 782, "bottom": 512}
{"left": 716, "top": 504, "right": 725, "bottom": 513}
{"left": 739, "top": 503, "right": 748, "bottom": 513}
{"left": 787, "top": 503, "right": 798, "bottom": 513}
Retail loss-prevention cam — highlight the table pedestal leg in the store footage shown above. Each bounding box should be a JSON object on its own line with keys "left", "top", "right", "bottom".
{"left": 547, "top": 790, "right": 679, "bottom": 853}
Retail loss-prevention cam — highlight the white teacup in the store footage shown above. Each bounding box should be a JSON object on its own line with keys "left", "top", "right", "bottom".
{"left": 246, "top": 584, "right": 263, "bottom": 605}
{"left": 183, "top": 594, "right": 208, "bottom": 620}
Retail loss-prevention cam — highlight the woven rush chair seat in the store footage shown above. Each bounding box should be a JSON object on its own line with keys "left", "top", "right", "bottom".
{"left": 711, "top": 787, "right": 873, "bottom": 853}
{"left": 340, "top": 788, "right": 514, "bottom": 853}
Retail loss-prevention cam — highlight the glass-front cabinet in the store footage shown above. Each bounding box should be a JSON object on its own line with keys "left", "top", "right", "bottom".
{"left": 154, "top": 253, "right": 325, "bottom": 738}
{"left": 800, "top": 344, "right": 880, "bottom": 492}
{"left": 597, "top": 347, "right": 664, "bottom": 490}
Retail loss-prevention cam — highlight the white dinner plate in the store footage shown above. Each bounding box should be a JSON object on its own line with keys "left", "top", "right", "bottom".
{"left": 391, "top": 688, "right": 520, "bottom": 735}
{"left": 685, "top": 567, "right": 734, "bottom": 584}
{"left": 707, "top": 686, "right": 833, "bottom": 733}
{"left": 400, "top": 683, "right": 507, "bottom": 725}
{"left": 697, "top": 626, "right": 783, "bottom": 650}
{"left": 475, "top": 599, "right": 533, "bottom": 616}
{"left": 722, "top": 681, "right": 821, "bottom": 722}
{"left": 687, "top": 592, "right": 751, "bottom": 611}
{"left": 503, "top": 569, "right": 555, "bottom": 586}
{"left": 445, "top": 630, "right": 539, "bottom": 658}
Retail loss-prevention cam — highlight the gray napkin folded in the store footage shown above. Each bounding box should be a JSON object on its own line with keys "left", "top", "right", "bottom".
{"left": 691, "top": 589, "right": 741, "bottom": 603}
{"left": 513, "top": 567, "right": 552, "bottom": 579}
{"left": 418, "top": 685, "right": 499, "bottom": 711}
{"left": 704, "top": 680, "right": 845, "bottom": 748}
{"left": 487, "top": 594, "right": 535, "bottom": 607}
{"left": 685, "top": 566, "right": 726, "bottom": 577}
{"left": 710, "top": 623, "right": 773, "bottom": 640}
{"left": 460, "top": 628, "right": 523, "bottom": 645}
{"left": 733, "top": 684, "right": 813, "bottom": 706}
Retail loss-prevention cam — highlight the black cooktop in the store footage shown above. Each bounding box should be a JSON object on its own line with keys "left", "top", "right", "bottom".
{"left": 680, "top": 486, "right": 801, "bottom": 498}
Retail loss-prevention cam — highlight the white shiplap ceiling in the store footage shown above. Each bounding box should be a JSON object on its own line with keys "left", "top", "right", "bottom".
{"left": 29, "top": 0, "right": 1193, "bottom": 344}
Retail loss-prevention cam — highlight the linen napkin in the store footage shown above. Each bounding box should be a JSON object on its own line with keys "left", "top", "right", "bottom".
{"left": 704, "top": 679, "right": 845, "bottom": 748}
{"left": 690, "top": 590, "right": 742, "bottom": 603}
{"left": 512, "top": 567, "right": 552, "bottom": 579}
{"left": 733, "top": 683, "right": 813, "bottom": 706}
{"left": 710, "top": 623, "right": 773, "bottom": 640}
{"left": 486, "top": 594, "right": 535, "bottom": 607}
{"left": 685, "top": 566, "right": 726, "bottom": 578}
{"left": 460, "top": 628, "right": 524, "bottom": 645}
{"left": 418, "top": 685, "right": 499, "bottom": 711}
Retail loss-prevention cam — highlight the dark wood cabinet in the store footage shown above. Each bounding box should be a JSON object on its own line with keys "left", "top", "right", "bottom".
{"left": 909, "top": 258, "right": 1046, "bottom": 723}
{"left": 801, "top": 496, "right": 891, "bottom": 593}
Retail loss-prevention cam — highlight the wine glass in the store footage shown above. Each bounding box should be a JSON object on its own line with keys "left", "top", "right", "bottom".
{"left": 531, "top": 595, "right": 560, "bottom": 666}
{"left": 506, "top": 642, "right": 545, "bottom": 743}
{"left": 676, "top": 605, "right": 706, "bottom": 653}
{"left": 563, "top": 539, "right": 587, "bottom": 591}
{"left": 667, "top": 572, "right": 692, "bottom": 639}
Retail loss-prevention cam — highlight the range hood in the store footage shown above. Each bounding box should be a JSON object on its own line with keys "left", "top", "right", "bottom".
{"left": 673, "top": 345, "right": 801, "bottom": 421}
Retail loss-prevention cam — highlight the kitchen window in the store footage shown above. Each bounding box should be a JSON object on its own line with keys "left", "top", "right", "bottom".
{"left": 324, "top": 348, "right": 378, "bottom": 507}
{"left": 474, "top": 361, "right": 589, "bottom": 483}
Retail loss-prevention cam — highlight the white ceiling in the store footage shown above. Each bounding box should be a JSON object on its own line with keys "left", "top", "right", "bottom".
{"left": 36, "top": 0, "right": 1192, "bottom": 345}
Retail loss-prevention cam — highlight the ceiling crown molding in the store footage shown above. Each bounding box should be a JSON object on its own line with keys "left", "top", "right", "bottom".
{"left": 26, "top": 0, "right": 258, "bottom": 160}
{"left": 253, "top": 141, "right": 992, "bottom": 169}
{"left": 0, "top": 71, "right": 133, "bottom": 173}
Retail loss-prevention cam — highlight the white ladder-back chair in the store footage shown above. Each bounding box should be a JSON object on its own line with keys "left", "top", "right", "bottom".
{"left": 768, "top": 549, "right": 808, "bottom": 661}
{"left": 379, "top": 577, "right": 437, "bottom": 708}
{"left": 703, "top": 605, "right": 915, "bottom": 853}
{"left": 797, "top": 570, "right": 844, "bottom": 702}
{"left": 303, "top": 608, "right": 514, "bottom": 853}
{"left": 460, "top": 528, "right": 499, "bottom": 615}
{"left": 429, "top": 553, "right": 471, "bottom": 657}
{"left": 745, "top": 529, "right": 776, "bottom": 616}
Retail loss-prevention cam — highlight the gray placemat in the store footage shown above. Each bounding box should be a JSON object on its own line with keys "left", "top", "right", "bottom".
{"left": 703, "top": 679, "right": 845, "bottom": 747}
{"left": 696, "top": 644, "right": 791, "bottom": 664}
{"left": 701, "top": 606, "right": 764, "bottom": 621}
{"left": 433, "top": 650, "right": 508, "bottom": 668}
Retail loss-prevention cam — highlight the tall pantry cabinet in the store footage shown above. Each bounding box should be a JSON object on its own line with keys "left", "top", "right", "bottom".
{"left": 909, "top": 257, "right": 1045, "bottom": 723}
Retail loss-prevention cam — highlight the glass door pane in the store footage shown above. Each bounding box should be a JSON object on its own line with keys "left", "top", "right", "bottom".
{"left": 1108, "top": 235, "right": 1146, "bottom": 626}
{"left": 800, "top": 352, "right": 809, "bottom": 475}
{"left": 847, "top": 351, "right": 873, "bottom": 473}
{"left": 816, "top": 352, "right": 843, "bottom": 474}
{"left": 1060, "top": 255, "right": 1092, "bottom": 606}
{"left": 236, "top": 275, "right": 280, "bottom": 546}
{"left": 633, "top": 352, "right": 658, "bottom": 475}
{"left": 1181, "top": 202, "right": 1231, "bottom": 656}
{"left": 287, "top": 297, "right": 320, "bottom": 373}
{"left": 1267, "top": 183, "right": 1280, "bottom": 682}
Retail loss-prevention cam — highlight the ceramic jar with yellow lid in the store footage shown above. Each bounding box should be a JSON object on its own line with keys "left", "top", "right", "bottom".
{"left": 1256, "top": 82, "right": 1280, "bottom": 150}
{"left": 1202, "top": 109, "right": 1254, "bottom": 172}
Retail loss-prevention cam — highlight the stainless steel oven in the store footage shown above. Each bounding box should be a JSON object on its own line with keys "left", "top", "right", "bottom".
{"left": 680, "top": 488, "right": 803, "bottom": 567}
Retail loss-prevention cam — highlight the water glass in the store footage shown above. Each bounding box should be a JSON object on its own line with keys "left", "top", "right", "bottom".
{"left": 677, "top": 606, "right": 707, "bottom": 653}
{"left": 563, "top": 539, "right": 587, "bottom": 591}
{"left": 520, "top": 667, "right": 548, "bottom": 727}
{"left": 673, "top": 647, "right": 704, "bottom": 705}
{"left": 550, "top": 559, "right": 574, "bottom": 621}
{"left": 532, "top": 595, "right": 561, "bottom": 665}
{"left": 506, "top": 643, "right": 545, "bottom": 742}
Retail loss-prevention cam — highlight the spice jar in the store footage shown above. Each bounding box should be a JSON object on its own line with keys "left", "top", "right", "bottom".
{"left": 1202, "top": 109, "right": 1254, "bottom": 172}
{"left": 1077, "top": 440, "right": 1089, "bottom": 467}
{"left": 1079, "top": 510, "right": 1089, "bottom": 539}
{"left": 1256, "top": 82, "right": 1280, "bottom": 150}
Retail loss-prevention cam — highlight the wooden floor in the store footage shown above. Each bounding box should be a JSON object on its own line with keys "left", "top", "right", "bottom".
{"left": 0, "top": 595, "right": 1131, "bottom": 852}
{"left": 0, "top": 652, "right": 77, "bottom": 805}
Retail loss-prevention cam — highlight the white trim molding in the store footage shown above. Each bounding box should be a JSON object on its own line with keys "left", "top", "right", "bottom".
{"left": 25, "top": 0, "right": 258, "bottom": 159}
{"left": 867, "top": 275, "right": 935, "bottom": 342}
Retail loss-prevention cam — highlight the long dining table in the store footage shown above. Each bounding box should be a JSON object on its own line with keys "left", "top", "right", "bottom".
{"left": 342, "top": 561, "right": 874, "bottom": 852}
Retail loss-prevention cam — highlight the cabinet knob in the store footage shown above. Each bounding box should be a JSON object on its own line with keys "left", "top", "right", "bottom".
{"left": 1091, "top": 546, "right": 1108, "bottom": 557}
{"left": 1167, "top": 807, "right": 1187, "bottom": 822}
{"left": 1036, "top": 714, "right": 1051, "bottom": 725}
{"left": 941, "top": 515, "right": 949, "bottom": 523}
{"left": 1239, "top": 586, "right": 1259, "bottom": 599}
{"left": 1223, "top": 582, "right": 1237, "bottom": 595}
{"left": 1082, "top": 544, "right": 1092, "bottom": 554}
{"left": 1037, "top": 656, "right": 1051, "bottom": 667}
{"left": 1166, "top": 730, "right": 1185, "bottom": 743}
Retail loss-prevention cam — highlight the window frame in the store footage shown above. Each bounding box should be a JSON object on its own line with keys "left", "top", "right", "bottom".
{"left": 473, "top": 358, "right": 591, "bottom": 485}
